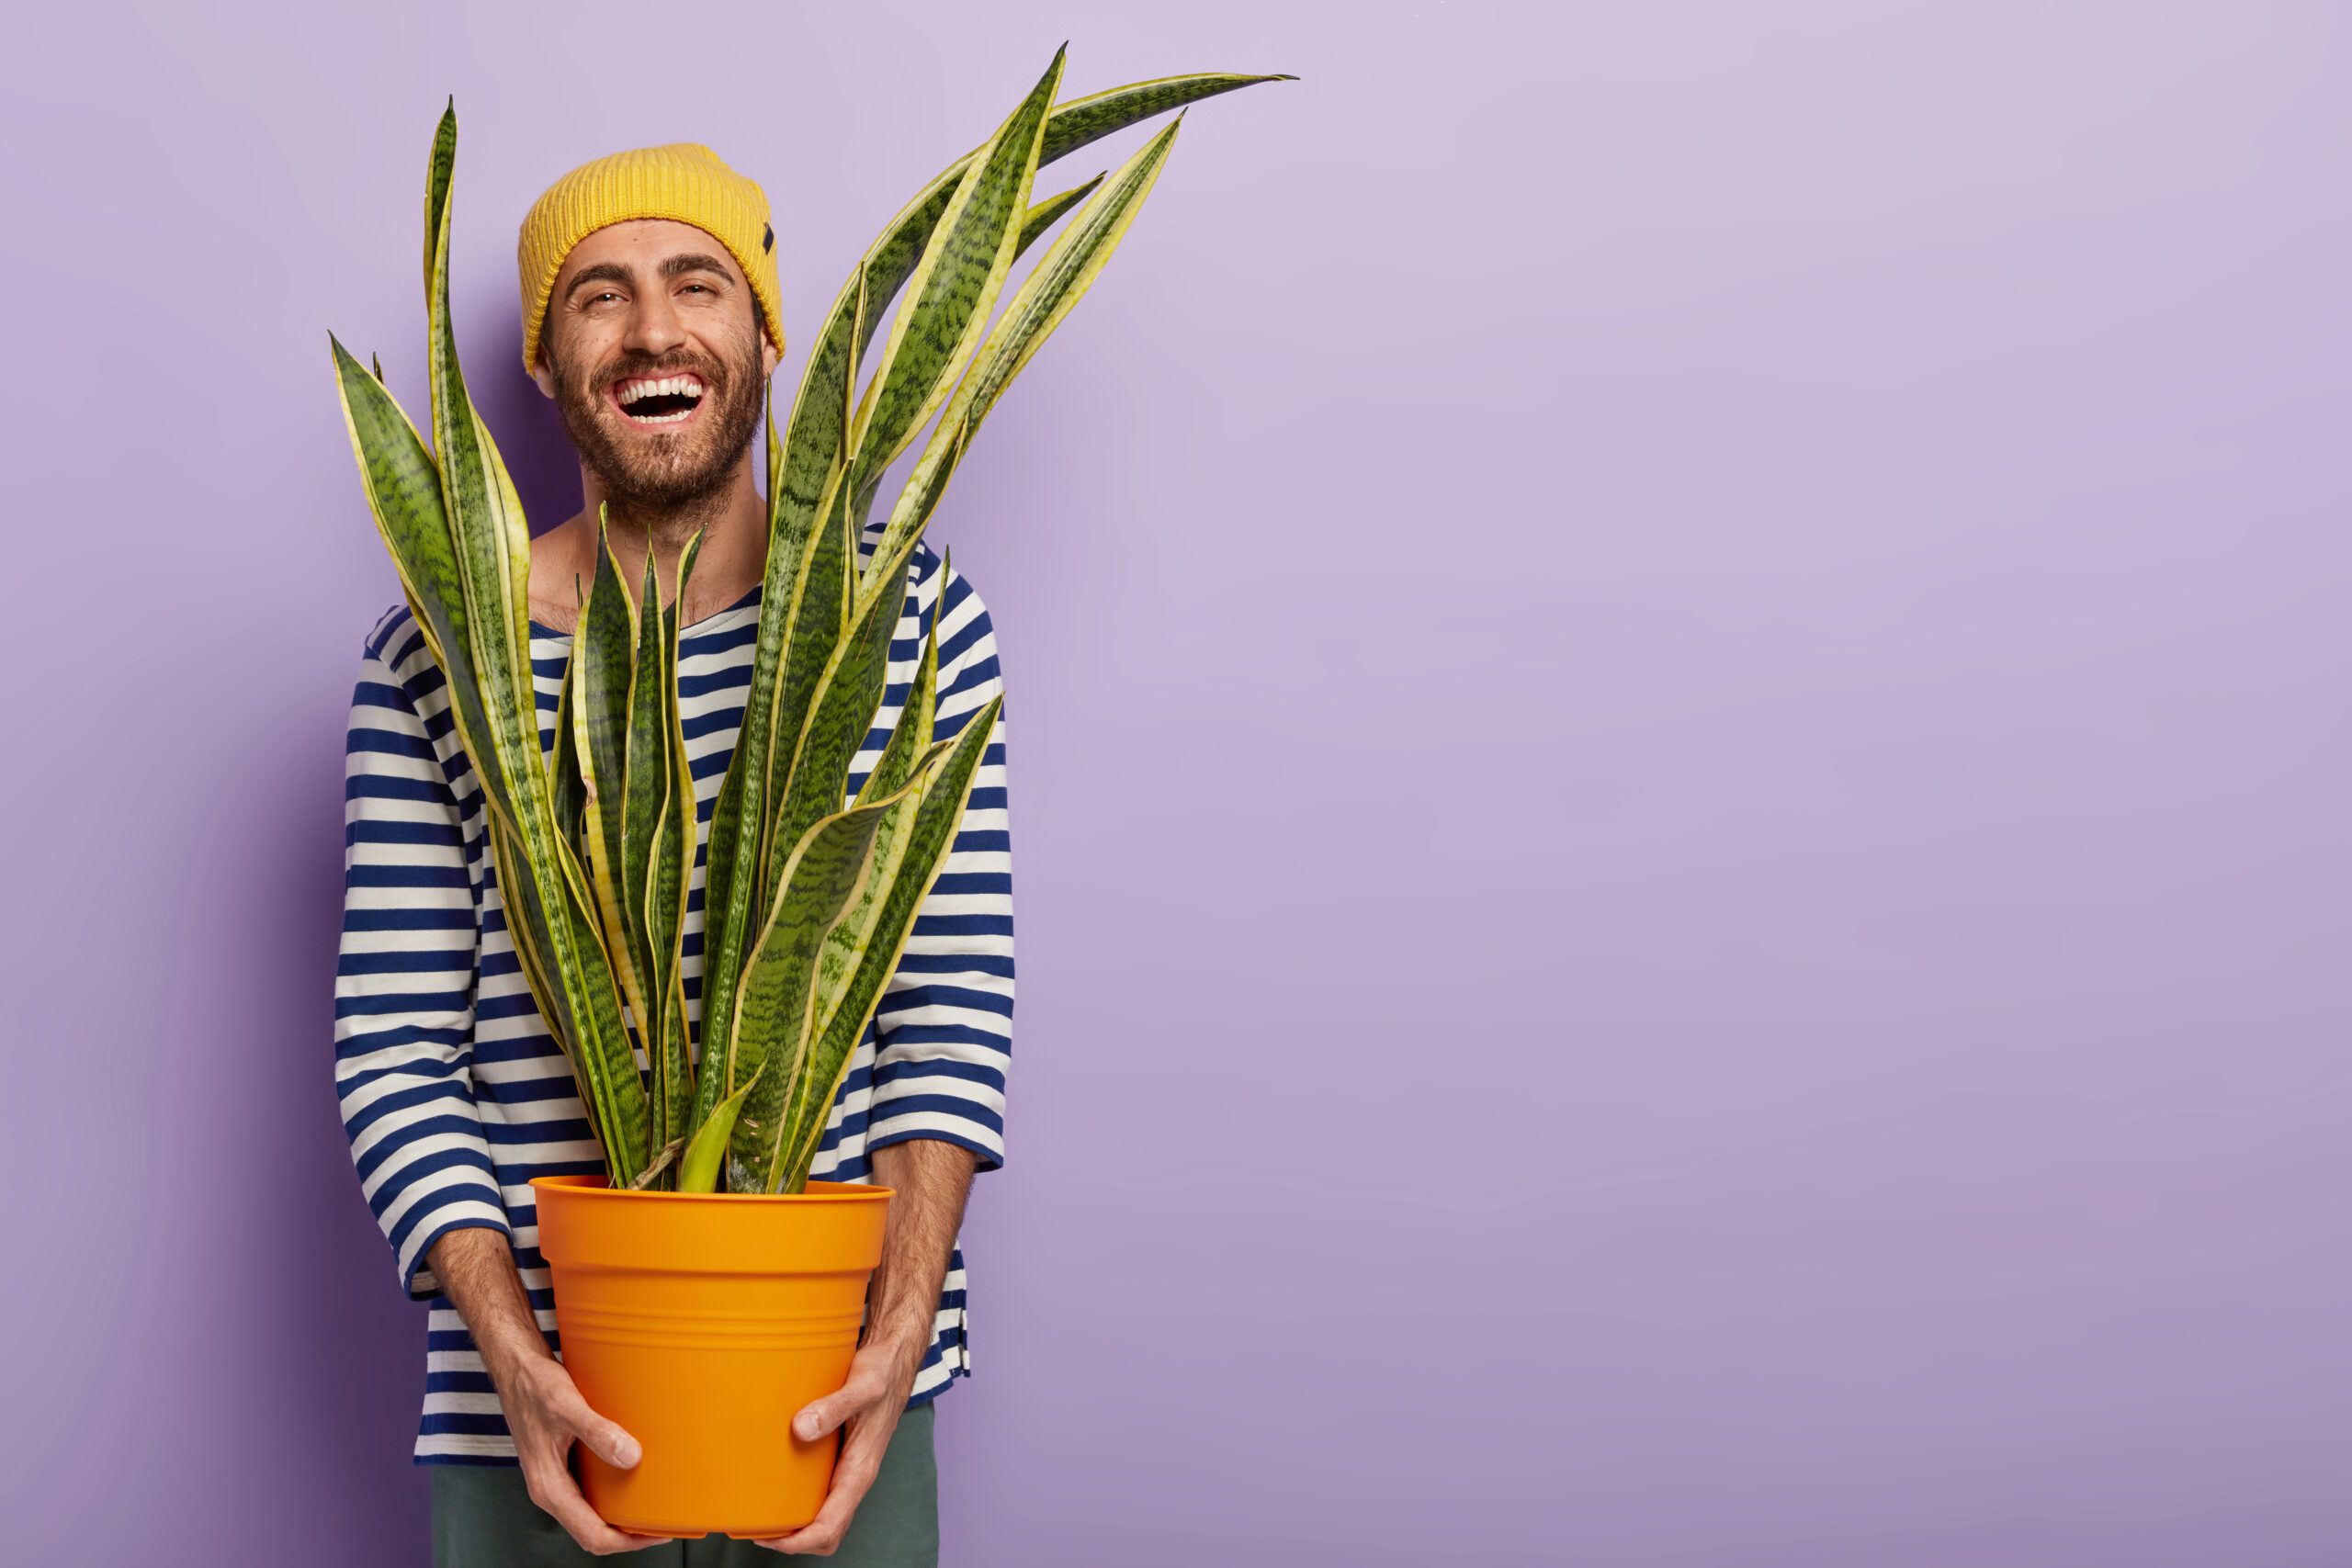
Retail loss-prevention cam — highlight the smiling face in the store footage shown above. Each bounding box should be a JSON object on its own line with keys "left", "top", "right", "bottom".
{"left": 531, "top": 218, "right": 780, "bottom": 510}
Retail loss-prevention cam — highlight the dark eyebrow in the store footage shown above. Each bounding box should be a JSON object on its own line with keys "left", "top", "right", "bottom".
{"left": 659, "top": 252, "right": 739, "bottom": 286}
{"left": 563, "top": 253, "right": 739, "bottom": 302}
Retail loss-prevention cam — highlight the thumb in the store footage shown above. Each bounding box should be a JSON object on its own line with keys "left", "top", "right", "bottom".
{"left": 795, "top": 1396, "right": 839, "bottom": 1442}
{"left": 557, "top": 1387, "right": 643, "bottom": 1469}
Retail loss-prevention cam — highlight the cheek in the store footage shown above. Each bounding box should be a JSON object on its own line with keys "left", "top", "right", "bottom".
{"left": 561, "top": 364, "right": 605, "bottom": 409}
{"left": 728, "top": 330, "right": 769, "bottom": 389}
{"left": 556, "top": 323, "right": 624, "bottom": 390}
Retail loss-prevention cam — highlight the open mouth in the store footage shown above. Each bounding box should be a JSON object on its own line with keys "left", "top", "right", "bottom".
{"left": 610, "top": 371, "right": 709, "bottom": 428}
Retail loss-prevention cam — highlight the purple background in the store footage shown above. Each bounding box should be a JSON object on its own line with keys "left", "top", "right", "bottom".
{"left": 5, "top": 2, "right": 2346, "bottom": 1562}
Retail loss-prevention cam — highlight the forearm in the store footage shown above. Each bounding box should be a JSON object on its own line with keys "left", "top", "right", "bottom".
{"left": 427, "top": 1224, "right": 554, "bottom": 1390}
{"left": 863, "top": 1138, "right": 978, "bottom": 1371}
{"left": 427, "top": 1227, "right": 654, "bottom": 1553}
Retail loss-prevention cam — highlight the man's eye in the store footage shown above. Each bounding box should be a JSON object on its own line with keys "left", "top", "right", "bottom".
{"left": 683, "top": 284, "right": 711, "bottom": 295}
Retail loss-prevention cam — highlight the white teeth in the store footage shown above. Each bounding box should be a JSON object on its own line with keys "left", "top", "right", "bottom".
{"left": 618, "top": 375, "right": 704, "bottom": 406}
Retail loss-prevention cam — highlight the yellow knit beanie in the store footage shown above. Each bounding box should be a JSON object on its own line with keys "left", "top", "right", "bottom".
{"left": 516, "top": 141, "right": 786, "bottom": 376}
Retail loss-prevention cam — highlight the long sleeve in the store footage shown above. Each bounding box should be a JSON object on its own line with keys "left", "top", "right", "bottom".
{"left": 334, "top": 615, "right": 512, "bottom": 1300}
{"left": 866, "top": 558, "right": 1014, "bottom": 1172}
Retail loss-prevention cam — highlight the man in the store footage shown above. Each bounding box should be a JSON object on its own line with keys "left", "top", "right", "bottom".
{"left": 334, "top": 141, "right": 1014, "bottom": 1564}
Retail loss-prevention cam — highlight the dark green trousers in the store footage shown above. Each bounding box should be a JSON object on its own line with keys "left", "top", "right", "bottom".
{"left": 429, "top": 1402, "right": 937, "bottom": 1567}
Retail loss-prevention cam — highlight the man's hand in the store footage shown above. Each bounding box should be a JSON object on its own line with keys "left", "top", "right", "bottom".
{"left": 754, "top": 1137, "right": 978, "bottom": 1555}
{"left": 752, "top": 1329, "right": 926, "bottom": 1554}
{"left": 425, "top": 1225, "right": 671, "bottom": 1556}
{"left": 500, "top": 1352, "right": 673, "bottom": 1556}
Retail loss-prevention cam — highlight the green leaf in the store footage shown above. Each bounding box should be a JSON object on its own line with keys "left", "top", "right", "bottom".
{"left": 640, "top": 535, "right": 702, "bottom": 1152}
{"left": 843, "top": 46, "right": 1064, "bottom": 504}
{"left": 548, "top": 652, "right": 585, "bottom": 858}
{"left": 620, "top": 543, "right": 667, "bottom": 975}
{"left": 845, "top": 71, "right": 1292, "bottom": 374}
{"left": 776, "top": 694, "right": 1003, "bottom": 1194}
{"left": 853, "top": 545, "right": 946, "bottom": 810}
{"left": 418, "top": 103, "right": 648, "bottom": 1181}
{"left": 328, "top": 337, "right": 501, "bottom": 815}
{"left": 688, "top": 761, "right": 752, "bottom": 1134}
{"left": 619, "top": 543, "right": 670, "bottom": 1134}
{"left": 679, "top": 1059, "right": 765, "bottom": 1194}
{"left": 1036, "top": 72, "right": 1294, "bottom": 166}
{"left": 572, "top": 519, "right": 648, "bottom": 1032}
{"left": 766, "top": 526, "right": 903, "bottom": 891}
{"left": 786, "top": 72, "right": 1295, "bottom": 580}
{"left": 423, "top": 97, "right": 456, "bottom": 309}
{"left": 692, "top": 463, "right": 854, "bottom": 1143}
{"left": 797, "top": 576, "right": 953, "bottom": 1165}
{"left": 956, "top": 118, "right": 1183, "bottom": 438}
{"left": 1018, "top": 175, "right": 1105, "bottom": 259}
{"left": 724, "top": 792, "right": 907, "bottom": 1193}
{"left": 866, "top": 117, "right": 1184, "bottom": 608}
{"left": 703, "top": 271, "right": 872, "bottom": 1025}
{"left": 754, "top": 474, "right": 854, "bottom": 900}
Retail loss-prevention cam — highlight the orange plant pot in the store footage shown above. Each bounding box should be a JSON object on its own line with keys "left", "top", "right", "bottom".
{"left": 529, "top": 1173, "right": 895, "bottom": 1540}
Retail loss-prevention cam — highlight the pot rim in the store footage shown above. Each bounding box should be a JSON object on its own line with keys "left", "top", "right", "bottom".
{"left": 529, "top": 1173, "right": 895, "bottom": 1205}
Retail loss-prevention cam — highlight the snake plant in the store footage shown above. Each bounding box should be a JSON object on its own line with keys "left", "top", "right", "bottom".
{"left": 328, "top": 50, "right": 1290, "bottom": 1194}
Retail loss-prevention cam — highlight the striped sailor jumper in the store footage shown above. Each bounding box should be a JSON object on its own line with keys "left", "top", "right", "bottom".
{"left": 334, "top": 522, "right": 1013, "bottom": 1463}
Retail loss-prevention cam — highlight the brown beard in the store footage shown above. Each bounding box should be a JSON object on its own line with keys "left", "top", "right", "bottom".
{"left": 548, "top": 327, "right": 765, "bottom": 512}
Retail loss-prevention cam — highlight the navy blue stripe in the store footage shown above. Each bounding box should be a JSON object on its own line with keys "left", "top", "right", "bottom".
{"left": 874, "top": 1049, "right": 1008, "bottom": 1088}
{"left": 876, "top": 982, "right": 1014, "bottom": 1018}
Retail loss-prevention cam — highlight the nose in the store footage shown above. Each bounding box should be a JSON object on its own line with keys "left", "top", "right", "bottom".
{"left": 623, "top": 285, "right": 687, "bottom": 360}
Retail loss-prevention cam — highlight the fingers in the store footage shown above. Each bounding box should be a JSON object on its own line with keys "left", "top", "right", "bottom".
{"left": 793, "top": 1356, "right": 892, "bottom": 1442}
{"left": 756, "top": 1414, "right": 893, "bottom": 1555}
{"left": 764, "top": 1346, "right": 909, "bottom": 1551}
{"left": 521, "top": 1453, "right": 670, "bottom": 1556}
{"left": 551, "top": 1379, "right": 644, "bottom": 1471}
{"left": 755, "top": 1474, "right": 860, "bottom": 1554}
{"left": 516, "top": 1366, "right": 656, "bottom": 1554}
